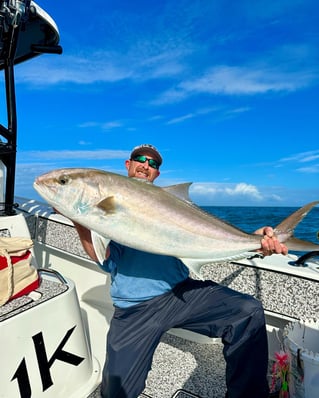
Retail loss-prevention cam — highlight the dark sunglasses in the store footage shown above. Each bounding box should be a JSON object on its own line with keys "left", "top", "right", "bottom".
{"left": 132, "top": 155, "right": 160, "bottom": 170}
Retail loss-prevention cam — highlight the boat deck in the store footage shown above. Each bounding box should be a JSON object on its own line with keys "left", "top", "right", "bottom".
{"left": 3, "top": 197, "right": 319, "bottom": 397}
{"left": 88, "top": 333, "right": 226, "bottom": 398}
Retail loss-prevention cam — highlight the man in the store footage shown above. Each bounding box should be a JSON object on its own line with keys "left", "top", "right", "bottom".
{"left": 74, "top": 144, "right": 287, "bottom": 398}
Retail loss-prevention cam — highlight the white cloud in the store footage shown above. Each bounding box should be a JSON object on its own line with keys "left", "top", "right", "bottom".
{"left": 19, "top": 149, "right": 129, "bottom": 161}
{"left": 275, "top": 150, "right": 319, "bottom": 174}
{"left": 225, "top": 107, "right": 251, "bottom": 115}
{"left": 255, "top": 150, "right": 319, "bottom": 175}
{"left": 162, "top": 65, "right": 317, "bottom": 102}
{"left": 101, "top": 121, "right": 123, "bottom": 130}
{"left": 191, "top": 182, "right": 263, "bottom": 200}
{"left": 279, "top": 149, "right": 319, "bottom": 163}
{"left": 79, "top": 120, "right": 124, "bottom": 131}
{"left": 167, "top": 113, "right": 196, "bottom": 125}
{"left": 300, "top": 155, "right": 319, "bottom": 162}
{"left": 15, "top": 37, "right": 318, "bottom": 108}
{"left": 225, "top": 183, "right": 263, "bottom": 199}
{"left": 15, "top": 46, "right": 187, "bottom": 86}
{"left": 166, "top": 106, "right": 222, "bottom": 124}
{"left": 297, "top": 164, "right": 319, "bottom": 173}
{"left": 15, "top": 53, "right": 134, "bottom": 85}
{"left": 187, "top": 182, "right": 292, "bottom": 206}
{"left": 78, "top": 121, "right": 100, "bottom": 128}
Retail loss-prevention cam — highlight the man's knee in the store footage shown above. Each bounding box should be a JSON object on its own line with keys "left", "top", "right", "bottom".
{"left": 240, "top": 294, "right": 265, "bottom": 319}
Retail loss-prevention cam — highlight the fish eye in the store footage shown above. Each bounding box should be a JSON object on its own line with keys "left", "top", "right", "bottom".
{"left": 58, "top": 175, "right": 70, "bottom": 185}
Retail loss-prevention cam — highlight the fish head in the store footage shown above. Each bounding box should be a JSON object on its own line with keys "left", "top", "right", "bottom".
{"left": 33, "top": 168, "right": 113, "bottom": 220}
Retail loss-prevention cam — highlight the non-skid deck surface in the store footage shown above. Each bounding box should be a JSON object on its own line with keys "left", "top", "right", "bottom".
{"left": 90, "top": 389, "right": 205, "bottom": 398}
{"left": 141, "top": 333, "right": 226, "bottom": 397}
{"left": 87, "top": 333, "right": 226, "bottom": 398}
{"left": 170, "top": 390, "right": 202, "bottom": 398}
{"left": 0, "top": 277, "right": 68, "bottom": 321}
{"left": 141, "top": 390, "right": 201, "bottom": 398}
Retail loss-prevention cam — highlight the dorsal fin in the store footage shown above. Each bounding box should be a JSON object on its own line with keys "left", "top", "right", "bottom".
{"left": 163, "top": 183, "right": 193, "bottom": 202}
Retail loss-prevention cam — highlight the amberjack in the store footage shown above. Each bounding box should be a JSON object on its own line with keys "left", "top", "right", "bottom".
{"left": 33, "top": 168, "right": 319, "bottom": 275}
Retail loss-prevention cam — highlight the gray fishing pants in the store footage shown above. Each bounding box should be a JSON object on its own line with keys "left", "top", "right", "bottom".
{"left": 101, "top": 278, "right": 269, "bottom": 398}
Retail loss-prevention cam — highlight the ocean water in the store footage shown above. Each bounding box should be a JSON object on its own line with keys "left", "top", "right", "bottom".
{"left": 201, "top": 206, "right": 319, "bottom": 254}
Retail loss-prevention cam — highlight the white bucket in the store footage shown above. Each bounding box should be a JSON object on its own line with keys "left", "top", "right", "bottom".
{"left": 284, "top": 319, "right": 319, "bottom": 398}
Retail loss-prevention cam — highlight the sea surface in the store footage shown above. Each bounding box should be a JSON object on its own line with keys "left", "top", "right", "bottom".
{"left": 201, "top": 206, "right": 319, "bottom": 255}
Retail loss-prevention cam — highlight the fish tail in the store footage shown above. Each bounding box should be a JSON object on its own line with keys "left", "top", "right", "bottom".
{"left": 274, "top": 201, "right": 319, "bottom": 249}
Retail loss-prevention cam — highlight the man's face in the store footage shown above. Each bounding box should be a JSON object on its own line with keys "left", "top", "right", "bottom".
{"left": 125, "top": 153, "right": 160, "bottom": 182}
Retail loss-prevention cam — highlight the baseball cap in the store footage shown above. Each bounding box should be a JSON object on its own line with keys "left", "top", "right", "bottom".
{"left": 130, "top": 144, "right": 163, "bottom": 166}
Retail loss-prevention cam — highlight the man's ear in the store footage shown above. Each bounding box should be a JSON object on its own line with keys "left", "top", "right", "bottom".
{"left": 125, "top": 159, "right": 130, "bottom": 170}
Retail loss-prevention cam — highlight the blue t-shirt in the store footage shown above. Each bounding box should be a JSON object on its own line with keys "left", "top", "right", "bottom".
{"left": 99, "top": 241, "right": 189, "bottom": 308}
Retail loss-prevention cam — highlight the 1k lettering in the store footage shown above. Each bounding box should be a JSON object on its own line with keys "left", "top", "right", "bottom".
{"left": 11, "top": 326, "right": 84, "bottom": 398}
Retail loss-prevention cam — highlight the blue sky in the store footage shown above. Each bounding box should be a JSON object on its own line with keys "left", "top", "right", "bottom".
{"left": 4, "top": 0, "right": 319, "bottom": 206}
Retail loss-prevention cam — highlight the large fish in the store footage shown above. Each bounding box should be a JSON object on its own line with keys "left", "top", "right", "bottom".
{"left": 33, "top": 168, "right": 319, "bottom": 275}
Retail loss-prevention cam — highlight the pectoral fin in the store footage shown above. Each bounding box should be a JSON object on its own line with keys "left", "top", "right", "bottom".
{"left": 96, "top": 196, "right": 116, "bottom": 213}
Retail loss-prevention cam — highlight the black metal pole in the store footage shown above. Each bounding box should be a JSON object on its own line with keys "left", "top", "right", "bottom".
{"left": 3, "top": 55, "right": 17, "bottom": 215}
{"left": 0, "top": 16, "right": 20, "bottom": 215}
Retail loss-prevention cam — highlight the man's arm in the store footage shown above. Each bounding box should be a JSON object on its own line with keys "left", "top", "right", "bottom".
{"left": 73, "top": 222, "right": 110, "bottom": 262}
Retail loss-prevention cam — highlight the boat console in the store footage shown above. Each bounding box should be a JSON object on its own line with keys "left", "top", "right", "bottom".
{"left": 0, "top": 269, "right": 100, "bottom": 398}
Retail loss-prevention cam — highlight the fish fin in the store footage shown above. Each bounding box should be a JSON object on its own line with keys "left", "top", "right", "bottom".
{"left": 96, "top": 196, "right": 116, "bottom": 213}
{"left": 274, "top": 201, "right": 319, "bottom": 242}
{"left": 181, "top": 252, "right": 259, "bottom": 278}
{"left": 132, "top": 180, "right": 193, "bottom": 202}
{"left": 163, "top": 183, "right": 193, "bottom": 202}
{"left": 285, "top": 236, "right": 319, "bottom": 252}
{"left": 180, "top": 258, "right": 206, "bottom": 279}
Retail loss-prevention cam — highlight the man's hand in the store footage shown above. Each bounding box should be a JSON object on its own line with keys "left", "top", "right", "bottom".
{"left": 254, "top": 226, "right": 288, "bottom": 256}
